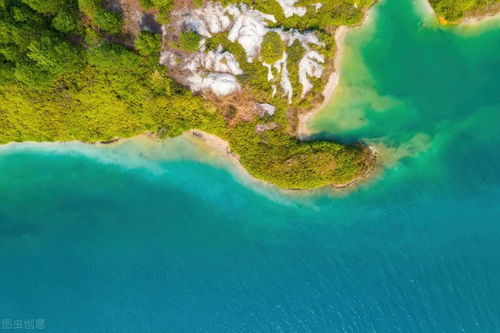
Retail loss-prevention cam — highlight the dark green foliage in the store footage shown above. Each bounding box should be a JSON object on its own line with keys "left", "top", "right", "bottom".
{"left": 140, "top": 0, "right": 172, "bottom": 23}
{"left": 179, "top": 31, "right": 200, "bottom": 52}
{"left": 260, "top": 31, "right": 284, "bottom": 64}
{"left": 193, "top": 0, "right": 204, "bottom": 7}
{"left": 78, "top": 0, "right": 99, "bottom": 16}
{"left": 93, "top": 10, "right": 122, "bottom": 34}
{"left": 21, "top": 0, "right": 65, "bottom": 14}
{"left": 139, "top": 0, "right": 154, "bottom": 9}
{"left": 52, "top": 9, "right": 79, "bottom": 33}
{"left": 13, "top": 60, "right": 54, "bottom": 87}
{"left": 287, "top": 39, "right": 305, "bottom": 102}
{"left": 87, "top": 42, "right": 139, "bottom": 70}
{"left": 27, "top": 36, "right": 84, "bottom": 75}
{"left": 135, "top": 31, "right": 161, "bottom": 56}
{"left": 0, "top": 59, "right": 15, "bottom": 85}
{"left": 78, "top": 0, "right": 122, "bottom": 33}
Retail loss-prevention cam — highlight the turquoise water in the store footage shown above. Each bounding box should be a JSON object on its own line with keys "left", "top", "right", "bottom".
{"left": 1, "top": 0, "right": 500, "bottom": 331}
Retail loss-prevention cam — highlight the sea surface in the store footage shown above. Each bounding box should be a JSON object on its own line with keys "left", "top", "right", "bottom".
{"left": 1, "top": 0, "right": 500, "bottom": 331}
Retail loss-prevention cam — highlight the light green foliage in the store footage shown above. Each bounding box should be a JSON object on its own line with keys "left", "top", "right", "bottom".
{"left": 135, "top": 31, "right": 161, "bottom": 56}
{"left": 260, "top": 31, "right": 284, "bottom": 64}
{"left": 429, "top": 0, "right": 499, "bottom": 21}
{"left": 179, "top": 31, "right": 201, "bottom": 52}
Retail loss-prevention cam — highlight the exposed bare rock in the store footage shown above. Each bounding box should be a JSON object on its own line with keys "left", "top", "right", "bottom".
{"left": 254, "top": 103, "right": 276, "bottom": 117}
{"left": 256, "top": 122, "right": 279, "bottom": 133}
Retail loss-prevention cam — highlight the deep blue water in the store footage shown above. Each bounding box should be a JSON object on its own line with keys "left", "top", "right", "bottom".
{"left": 1, "top": 0, "right": 500, "bottom": 332}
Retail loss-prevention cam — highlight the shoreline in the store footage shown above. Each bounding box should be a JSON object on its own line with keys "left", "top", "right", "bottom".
{"left": 3, "top": 0, "right": 496, "bottom": 194}
{"left": 298, "top": 0, "right": 499, "bottom": 140}
{"left": 296, "top": 5, "right": 376, "bottom": 140}
{"left": 420, "top": 0, "right": 500, "bottom": 26}
{"left": 295, "top": 27, "right": 350, "bottom": 140}
{"left": 184, "top": 129, "right": 380, "bottom": 195}
{"left": 460, "top": 11, "right": 500, "bottom": 26}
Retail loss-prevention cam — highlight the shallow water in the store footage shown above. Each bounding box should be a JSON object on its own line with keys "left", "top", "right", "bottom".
{"left": 1, "top": 0, "right": 500, "bottom": 331}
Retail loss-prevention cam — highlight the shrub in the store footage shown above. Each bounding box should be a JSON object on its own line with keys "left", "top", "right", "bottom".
{"left": 87, "top": 42, "right": 139, "bottom": 70}
{"left": 179, "top": 31, "right": 200, "bottom": 52}
{"left": 21, "top": 0, "right": 65, "bottom": 14}
{"left": 94, "top": 10, "right": 122, "bottom": 34}
{"left": 27, "top": 36, "right": 85, "bottom": 75}
{"left": 52, "top": 10, "right": 79, "bottom": 33}
{"left": 135, "top": 31, "right": 161, "bottom": 56}
{"left": 260, "top": 31, "right": 284, "bottom": 64}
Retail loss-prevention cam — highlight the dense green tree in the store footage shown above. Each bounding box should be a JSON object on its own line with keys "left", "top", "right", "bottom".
{"left": 287, "top": 39, "right": 305, "bottom": 63}
{"left": 14, "top": 59, "right": 54, "bottom": 87}
{"left": 93, "top": 10, "right": 122, "bottom": 34}
{"left": 260, "top": 31, "right": 284, "bottom": 64}
{"left": 27, "top": 37, "right": 84, "bottom": 75}
{"left": 179, "top": 31, "right": 200, "bottom": 52}
{"left": 52, "top": 9, "right": 79, "bottom": 33}
{"left": 21, "top": 0, "right": 66, "bottom": 14}
{"left": 0, "top": 58, "right": 15, "bottom": 85}
{"left": 87, "top": 42, "right": 139, "bottom": 71}
{"left": 135, "top": 30, "right": 161, "bottom": 56}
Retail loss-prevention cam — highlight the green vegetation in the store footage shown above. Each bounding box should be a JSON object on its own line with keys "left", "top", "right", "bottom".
{"left": 135, "top": 31, "right": 162, "bottom": 56}
{"left": 223, "top": 0, "right": 375, "bottom": 30}
{"left": 0, "top": 0, "right": 376, "bottom": 189}
{"left": 179, "top": 31, "right": 201, "bottom": 52}
{"left": 260, "top": 31, "right": 284, "bottom": 64}
{"left": 139, "top": 0, "right": 173, "bottom": 23}
{"left": 429, "top": 0, "right": 499, "bottom": 22}
{"left": 78, "top": 0, "right": 122, "bottom": 33}
{"left": 52, "top": 9, "right": 80, "bottom": 33}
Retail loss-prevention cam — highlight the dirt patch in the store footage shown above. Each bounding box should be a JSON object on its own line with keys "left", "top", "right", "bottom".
{"left": 204, "top": 87, "right": 262, "bottom": 126}
{"left": 118, "top": 0, "right": 143, "bottom": 38}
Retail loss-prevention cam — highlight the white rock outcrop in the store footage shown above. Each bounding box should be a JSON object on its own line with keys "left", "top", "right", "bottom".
{"left": 271, "top": 29, "right": 326, "bottom": 98}
{"left": 188, "top": 73, "right": 241, "bottom": 96}
{"left": 226, "top": 4, "right": 276, "bottom": 61}
{"left": 255, "top": 103, "right": 276, "bottom": 117}
{"left": 184, "top": 2, "right": 231, "bottom": 37}
{"left": 184, "top": 46, "right": 243, "bottom": 75}
{"left": 276, "top": 0, "right": 307, "bottom": 18}
{"left": 161, "top": 45, "right": 243, "bottom": 96}
{"left": 163, "top": 2, "right": 327, "bottom": 100}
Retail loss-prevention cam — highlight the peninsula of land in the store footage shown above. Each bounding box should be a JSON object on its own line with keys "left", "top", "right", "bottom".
{"left": 0, "top": 0, "right": 497, "bottom": 190}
